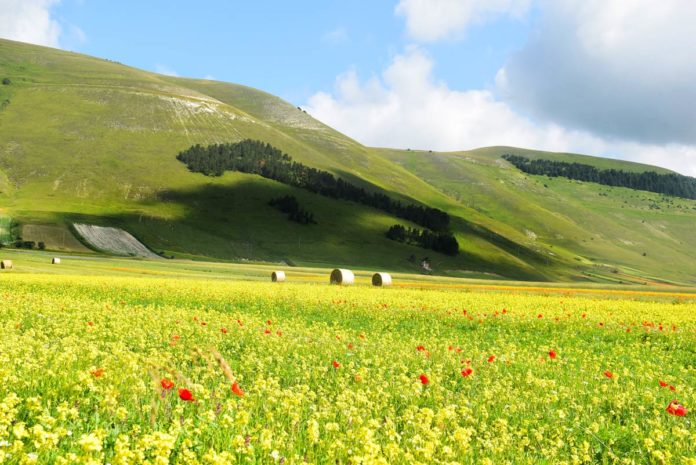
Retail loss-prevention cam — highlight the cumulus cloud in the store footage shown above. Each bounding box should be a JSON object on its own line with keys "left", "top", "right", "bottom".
{"left": 308, "top": 47, "right": 546, "bottom": 150}
{"left": 395, "top": 0, "right": 531, "bottom": 41}
{"left": 306, "top": 47, "right": 696, "bottom": 175}
{"left": 0, "top": 0, "right": 62, "bottom": 47}
{"left": 499, "top": 0, "right": 696, "bottom": 146}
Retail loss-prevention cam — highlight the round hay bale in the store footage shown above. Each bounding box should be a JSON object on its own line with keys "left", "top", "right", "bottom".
{"left": 330, "top": 268, "right": 354, "bottom": 285}
{"left": 52, "top": 257, "right": 61, "bottom": 264}
{"left": 271, "top": 271, "right": 285, "bottom": 282}
{"left": 1, "top": 260, "right": 13, "bottom": 270}
{"left": 372, "top": 272, "right": 392, "bottom": 286}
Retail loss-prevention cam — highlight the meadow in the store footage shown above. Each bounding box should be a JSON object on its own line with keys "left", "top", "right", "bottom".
{"left": 0, "top": 255, "right": 694, "bottom": 464}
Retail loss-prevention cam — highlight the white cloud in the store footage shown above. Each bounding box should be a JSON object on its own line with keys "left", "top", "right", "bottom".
{"left": 306, "top": 47, "right": 696, "bottom": 175}
{"left": 154, "top": 64, "right": 179, "bottom": 77}
{"left": 0, "top": 0, "right": 62, "bottom": 47}
{"left": 500, "top": 0, "right": 696, "bottom": 146}
{"left": 308, "top": 47, "right": 543, "bottom": 150}
{"left": 322, "top": 27, "right": 348, "bottom": 44}
{"left": 395, "top": 0, "right": 531, "bottom": 41}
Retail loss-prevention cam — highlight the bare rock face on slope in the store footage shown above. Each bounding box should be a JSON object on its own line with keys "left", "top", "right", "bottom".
{"left": 73, "top": 224, "right": 160, "bottom": 259}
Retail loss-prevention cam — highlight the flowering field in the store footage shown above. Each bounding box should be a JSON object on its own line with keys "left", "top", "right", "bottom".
{"left": 0, "top": 273, "right": 694, "bottom": 465}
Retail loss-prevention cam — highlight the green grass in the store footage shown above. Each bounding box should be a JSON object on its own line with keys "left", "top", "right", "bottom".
{"left": 1, "top": 38, "right": 695, "bottom": 284}
{"left": 0, "top": 214, "right": 11, "bottom": 243}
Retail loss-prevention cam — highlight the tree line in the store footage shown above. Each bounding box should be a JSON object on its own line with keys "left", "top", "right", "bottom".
{"left": 385, "top": 224, "right": 459, "bottom": 256}
{"left": 177, "top": 139, "right": 451, "bottom": 231}
{"left": 503, "top": 154, "right": 696, "bottom": 200}
{"left": 268, "top": 195, "right": 316, "bottom": 225}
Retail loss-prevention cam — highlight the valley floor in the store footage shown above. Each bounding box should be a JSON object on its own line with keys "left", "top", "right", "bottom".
{"left": 0, "top": 251, "right": 694, "bottom": 464}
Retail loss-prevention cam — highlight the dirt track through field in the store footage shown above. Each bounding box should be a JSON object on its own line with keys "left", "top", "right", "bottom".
{"left": 73, "top": 224, "right": 160, "bottom": 259}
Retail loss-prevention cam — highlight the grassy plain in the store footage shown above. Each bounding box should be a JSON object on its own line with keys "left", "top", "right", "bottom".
{"left": 0, "top": 251, "right": 694, "bottom": 464}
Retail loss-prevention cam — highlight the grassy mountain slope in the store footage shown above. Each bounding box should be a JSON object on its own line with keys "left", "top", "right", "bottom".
{"left": 1, "top": 39, "right": 694, "bottom": 283}
{"left": 374, "top": 147, "right": 696, "bottom": 284}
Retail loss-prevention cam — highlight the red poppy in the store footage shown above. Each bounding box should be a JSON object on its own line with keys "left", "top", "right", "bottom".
{"left": 461, "top": 368, "right": 473, "bottom": 377}
{"left": 276, "top": 330, "right": 283, "bottom": 336}
{"left": 236, "top": 319, "right": 243, "bottom": 326}
{"left": 666, "top": 400, "right": 687, "bottom": 417}
{"left": 231, "top": 381, "right": 245, "bottom": 397}
{"left": 178, "top": 388, "right": 194, "bottom": 401}
{"left": 332, "top": 360, "right": 340, "bottom": 369}
{"left": 604, "top": 370, "right": 614, "bottom": 379}
{"left": 502, "top": 309, "right": 507, "bottom": 314}
{"left": 448, "top": 345, "right": 454, "bottom": 351}
{"left": 416, "top": 345, "right": 426, "bottom": 351}
{"left": 264, "top": 328, "right": 271, "bottom": 335}
{"left": 161, "top": 378, "right": 174, "bottom": 390}
{"left": 419, "top": 374, "right": 429, "bottom": 385}
{"left": 347, "top": 343, "right": 354, "bottom": 350}
{"left": 669, "top": 385, "right": 676, "bottom": 392}
{"left": 266, "top": 320, "right": 272, "bottom": 325}
{"left": 548, "top": 350, "right": 557, "bottom": 359}
{"left": 487, "top": 355, "right": 495, "bottom": 363}
{"left": 220, "top": 327, "right": 228, "bottom": 334}
{"left": 87, "top": 321, "right": 94, "bottom": 327}
{"left": 659, "top": 380, "right": 668, "bottom": 387}
{"left": 90, "top": 368, "right": 104, "bottom": 378}
{"left": 537, "top": 314, "right": 543, "bottom": 319}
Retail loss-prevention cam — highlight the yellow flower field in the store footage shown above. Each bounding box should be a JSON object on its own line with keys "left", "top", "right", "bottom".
{"left": 0, "top": 274, "right": 694, "bottom": 464}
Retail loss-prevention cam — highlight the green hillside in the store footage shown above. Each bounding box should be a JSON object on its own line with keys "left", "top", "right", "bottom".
{"left": 1, "top": 38, "right": 695, "bottom": 284}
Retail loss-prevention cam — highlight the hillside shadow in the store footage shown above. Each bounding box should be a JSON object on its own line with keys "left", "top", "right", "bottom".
{"left": 62, "top": 174, "right": 553, "bottom": 280}
{"left": 332, "top": 168, "right": 552, "bottom": 267}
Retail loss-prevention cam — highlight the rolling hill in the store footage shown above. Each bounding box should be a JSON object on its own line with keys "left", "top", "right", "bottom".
{"left": 1, "top": 38, "right": 695, "bottom": 284}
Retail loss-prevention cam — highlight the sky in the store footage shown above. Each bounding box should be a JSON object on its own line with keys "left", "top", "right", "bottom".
{"left": 1, "top": 0, "right": 696, "bottom": 175}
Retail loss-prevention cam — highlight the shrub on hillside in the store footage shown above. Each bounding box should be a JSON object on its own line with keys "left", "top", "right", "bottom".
{"left": 386, "top": 224, "right": 459, "bottom": 256}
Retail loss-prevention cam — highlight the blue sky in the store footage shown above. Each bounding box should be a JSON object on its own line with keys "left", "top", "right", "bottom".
{"left": 52, "top": 0, "right": 531, "bottom": 105}
{"left": 2, "top": 0, "right": 696, "bottom": 174}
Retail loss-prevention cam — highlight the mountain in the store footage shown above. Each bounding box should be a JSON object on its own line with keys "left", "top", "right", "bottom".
{"left": 1, "top": 38, "right": 695, "bottom": 284}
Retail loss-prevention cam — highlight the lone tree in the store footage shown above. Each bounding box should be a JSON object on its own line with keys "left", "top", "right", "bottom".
{"left": 2, "top": 78, "right": 10, "bottom": 85}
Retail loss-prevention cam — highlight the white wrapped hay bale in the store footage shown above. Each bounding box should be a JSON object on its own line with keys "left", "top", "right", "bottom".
{"left": 52, "top": 257, "right": 61, "bottom": 264}
{"left": 330, "top": 268, "right": 354, "bottom": 285}
{"left": 1, "top": 260, "right": 12, "bottom": 270}
{"left": 271, "top": 271, "right": 285, "bottom": 282}
{"left": 372, "top": 272, "right": 392, "bottom": 286}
